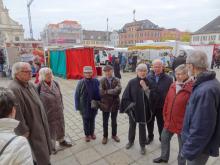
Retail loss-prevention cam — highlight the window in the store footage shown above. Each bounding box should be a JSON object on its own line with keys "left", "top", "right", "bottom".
{"left": 15, "top": 36, "right": 20, "bottom": 41}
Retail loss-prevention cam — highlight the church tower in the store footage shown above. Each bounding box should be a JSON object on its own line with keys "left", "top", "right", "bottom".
{"left": 0, "top": 0, "right": 24, "bottom": 44}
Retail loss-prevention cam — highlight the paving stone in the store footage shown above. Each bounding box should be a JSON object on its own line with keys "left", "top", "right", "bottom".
{"left": 50, "top": 148, "right": 73, "bottom": 162}
{"left": 90, "top": 159, "right": 110, "bottom": 165}
{"left": 75, "top": 148, "right": 101, "bottom": 165}
{"left": 136, "top": 153, "right": 158, "bottom": 165}
{"left": 94, "top": 142, "right": 119, "bottom": 157}
{"left": 1, "top": 70, "right": 220, "bottom": 165}
{"left": 52, "top": 155, "right": 80, "bottom": 165}
{"left": 207, "top": 157, "right": 220, "bottom": 165}
{"left": 105, "top": 150, "right": 134, "bottom": 165}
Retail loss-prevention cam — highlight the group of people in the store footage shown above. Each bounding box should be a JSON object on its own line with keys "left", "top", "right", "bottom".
{"left": 75, "top": 50, "right": 220, "bottom": 165}
{"left": 0, "top": 63, "right": 71, "bottom": 164}
{"left": 0, "top": 50, "right": 220, "bottom": 165}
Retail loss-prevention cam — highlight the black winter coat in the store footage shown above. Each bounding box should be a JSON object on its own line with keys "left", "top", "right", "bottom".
{"left": 113, "top": 63, "right": 121, "bottom": 79}
{"left": 120, "top": 77, "right": 152, "bottom": 123}
{"left": 172, "top": 55, "right": 186, "bottom": 71}
{"left": 147, "top": 71, "right": 173, "bottom": 112}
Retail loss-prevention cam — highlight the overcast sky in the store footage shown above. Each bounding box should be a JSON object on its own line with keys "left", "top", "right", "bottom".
{"left": 3, "top": 0, "right": 220, "bottom": 39}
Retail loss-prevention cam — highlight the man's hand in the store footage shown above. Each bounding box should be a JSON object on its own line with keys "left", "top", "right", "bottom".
{"left": 140, "top": 80, "right": 149, "bottom": 91}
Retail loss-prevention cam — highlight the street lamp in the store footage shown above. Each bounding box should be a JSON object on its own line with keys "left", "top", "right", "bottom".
{"left": 27, "top": 0, "right": 34, "bottom": 39}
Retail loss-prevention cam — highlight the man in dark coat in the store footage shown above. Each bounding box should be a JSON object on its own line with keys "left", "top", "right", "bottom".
{"left": 8, "top": 62, "right": 52, "bottom": 165}
{"left": 113, "top": 57, "right": 121, "bottom": 79}
{"left": 75, "top": 66, "right": 100, "bottom": 142}
{"left": 181, "top": 50, "right": 220, "bottom": 165}
{"left": 172, "top": 51, "right": 187, "bottom": 71}
{"left": 147, "top": 59, "right": 173, "bottom": 144}
{"left": 131, "top": 55, "right": 138, "bottom": 72}
{"left": 120, "top": 64, "right": 152, "bottom": 155}
{"left": 99, "top": 65, "right": 122, "bottom": 144}
{"left": 0, "top": 50, "right": 5, "bottom": 72}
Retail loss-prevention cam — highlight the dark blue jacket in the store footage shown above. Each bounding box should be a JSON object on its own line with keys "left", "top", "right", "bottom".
{"left": 181, "top": 71, "right": 220, "bottom": 160}
{"left": 147, "top": 71, "right": 173, "bottom": 112}
{"left": 74, "top": 78, "right": 100, "bottom": 118}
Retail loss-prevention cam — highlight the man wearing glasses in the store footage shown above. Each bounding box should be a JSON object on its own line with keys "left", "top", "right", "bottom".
{"left": 8, "top": 62, "right": 52, "bottom": 165}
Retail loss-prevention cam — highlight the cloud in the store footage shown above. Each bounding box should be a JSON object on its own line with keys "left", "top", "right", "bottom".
{"left": 3, "top": 0, "right": 220, "bottom": 38}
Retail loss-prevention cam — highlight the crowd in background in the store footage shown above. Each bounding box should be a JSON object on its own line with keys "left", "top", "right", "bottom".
{"left": 0, "top": 50, "right": 220, "bottom": 165}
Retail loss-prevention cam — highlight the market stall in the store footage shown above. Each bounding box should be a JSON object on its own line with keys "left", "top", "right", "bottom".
{"left": 49, "top": 47, "right": 97, "bottom": 79}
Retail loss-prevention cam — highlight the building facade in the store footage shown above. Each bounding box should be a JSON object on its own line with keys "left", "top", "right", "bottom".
{"left": 41, "top": 20, "right": 83, "bottom": 46}
{"left": 119, "top": 20, "right": 161, "bottom": 47}
{"left": 110, "top": 30, "right": 119, "bottom": 47}
{"left": 83, "top": 30, "right": 111, "bottom": 47}
{"left": 191, "top": 16, "right": 220, "bottom": 45}
{"left": 118, "top": 19, "right": 190, "bottom": 47}
{"left": 161, "top": 28, "right": 182, "bottom": 41}
{"left": 0, "top": 0, "right": 24, "bottom": 45}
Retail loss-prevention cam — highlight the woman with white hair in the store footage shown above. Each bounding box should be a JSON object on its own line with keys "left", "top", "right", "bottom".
{"left": 120, "top": 63, "right": 152, "bottom": 155}
{"left": 37, "top": 67, "right": 72, "bottom": 153}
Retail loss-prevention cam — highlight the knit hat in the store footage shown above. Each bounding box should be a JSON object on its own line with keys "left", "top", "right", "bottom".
{"left": 83, "top": 66, "right": 93, "bottom": 73}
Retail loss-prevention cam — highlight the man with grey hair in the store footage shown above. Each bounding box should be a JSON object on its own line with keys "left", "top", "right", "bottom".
{"left": 153, "top": 64, "right": 193, "bottom": 164}
{"left": 181, "top": 50, "right": 220, "bottom": 165}
{"left": 8, "top": 62, "right": 52, "bottom": 165}
{"left": 120, "top": 63, "right": 152, "bottom": 155}
{"left": 146, "top": 59, "right": 173, "bottom": 144}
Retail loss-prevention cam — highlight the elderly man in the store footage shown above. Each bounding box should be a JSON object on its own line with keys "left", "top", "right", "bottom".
{"left": 147, "top": 59, "right": 173, "bottom": 144}
{"left": 8, "top": 62, "right": 51, "bottom": 165}
{"left": 120, "top": 64, "right": 152, "bottom": 155}
{"left": 153, "top": 64, "right": 193, "bottom": 164}
{"left": 99, "top": 65, "right": 122, "bottom": 144}
{"left": 181, "top": 50, "right": 220, "bottom": 165}
{"left": 75, "top": 66, "right": 100, "bottom": 142}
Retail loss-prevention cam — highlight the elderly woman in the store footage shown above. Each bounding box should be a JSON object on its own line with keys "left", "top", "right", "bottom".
{"left": 75, "top": 66, "right": 100, "bottom": 142}
{"left": 120, "top": 64, "right": 152, "bottom": 155}
{"left": 0, "top": 87, "right": 33, "bottom": 164}
{"left": 153, "top": 64, "right": 193, "bottom": 164}
{"left": 38, "top": 67, "right": 72, "bottom": 152}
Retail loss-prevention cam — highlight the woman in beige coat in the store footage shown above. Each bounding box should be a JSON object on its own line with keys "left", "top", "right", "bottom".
{"left": 38, "top": 67, "right": 72, "bottom": 153}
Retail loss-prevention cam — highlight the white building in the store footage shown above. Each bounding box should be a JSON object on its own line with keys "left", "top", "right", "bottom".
{"left": 110, "top": 30, "right": 119, "bottom": 47}
{"left": 0, "top": 0, "right": 24, "bottom": 45}
{"left": 191, "top": 16, "right": 220, "bottom": 45}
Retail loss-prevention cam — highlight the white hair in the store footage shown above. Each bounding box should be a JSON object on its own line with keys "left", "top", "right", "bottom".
{"left": 152, "top": 59, "right": 163, "bottom": 65}
{"left": 39, "top": 67, "right": 53, "bottom": 82}
{"left": 175, "top": 64, "right": 188, "bottom": 74}
{"left": 11, "top": 62, "right": 31, "bottom": 79}
{"left": 136, "top": 63, "right": 148, "bottom": 72}
{"left": 186, "top": 50, "right": 209, "bottom": 69}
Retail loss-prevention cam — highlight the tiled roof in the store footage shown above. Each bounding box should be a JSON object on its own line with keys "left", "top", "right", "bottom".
{"left": 194, "top": 16, "right": 220, "bottom": 34}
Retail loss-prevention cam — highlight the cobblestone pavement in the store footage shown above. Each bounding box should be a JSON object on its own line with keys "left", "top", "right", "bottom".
{"left": 0, "top": 69, "right": 220, "bottom": 165}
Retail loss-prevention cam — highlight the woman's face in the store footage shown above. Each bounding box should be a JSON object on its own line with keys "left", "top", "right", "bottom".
{"left": 175, "top": 70, "right": 188, "bottom": 83}
{"left": 45, "top": 72, "right": 53, "bottom": 82}
{"left": 137, "top": 69, "right": 147, "bottom": 79}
